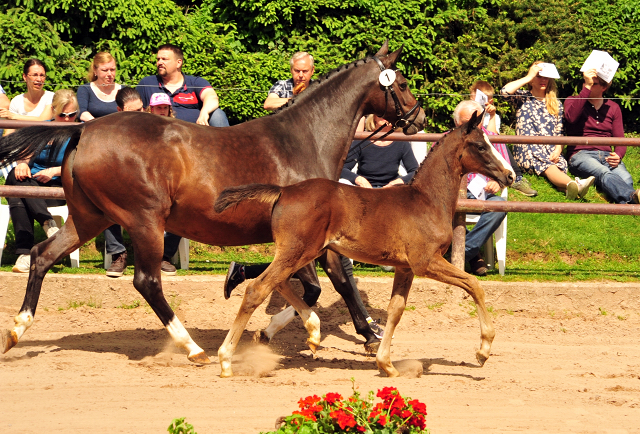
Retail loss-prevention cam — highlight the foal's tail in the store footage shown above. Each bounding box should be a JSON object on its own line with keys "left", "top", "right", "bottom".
{"left": 214, "top": 184, "right": 283, "bottom": 213}
{"left": 0, "top": 123, "right": 85, "bottom": 165}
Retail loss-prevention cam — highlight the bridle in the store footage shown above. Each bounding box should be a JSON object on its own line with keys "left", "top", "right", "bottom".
{"left": 372, "top": 56, "right": 421, "bottom": 131}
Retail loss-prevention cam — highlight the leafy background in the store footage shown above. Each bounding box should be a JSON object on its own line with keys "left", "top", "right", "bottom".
{"left": 2, "top": 0, "right": 640, "bottom": 129}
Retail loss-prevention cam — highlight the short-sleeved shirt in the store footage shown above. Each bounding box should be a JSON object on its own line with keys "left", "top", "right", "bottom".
{"left": 0, "top": 84, "right": 5, "bottom": 94}
{"left": 137, "top": 74, "right": 212, "bottom": 123}
{"left": 341, "top": 140, "right": 419, "bottom": 187}
{"left": 77, "top": 83, "right": 121, "bottom": 119}
{"left": 9, "top": 91, "right": 54, "bottom": 117}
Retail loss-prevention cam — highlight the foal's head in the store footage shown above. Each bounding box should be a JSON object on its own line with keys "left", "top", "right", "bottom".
{"left": 458, "top": 111, "right": 515, "bottom": 187}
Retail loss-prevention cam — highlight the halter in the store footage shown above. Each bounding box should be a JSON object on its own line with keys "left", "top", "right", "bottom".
{"left": 372, "top": 56, "right": 421, "bottom": 131}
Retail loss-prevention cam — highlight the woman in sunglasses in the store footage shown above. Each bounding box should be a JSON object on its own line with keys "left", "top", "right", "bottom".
{"left": 5, "top": 89, "right": 78, "bottom": 273}
{"left": 0, "top": 59, "right": 54, "bottom": 135}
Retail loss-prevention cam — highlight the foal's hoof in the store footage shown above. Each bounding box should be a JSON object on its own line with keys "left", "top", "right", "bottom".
{"left": 364, "top": 339, "right": 380, "bottom": 354}
{"left": 307, "top": 340, "right": 318, "bottom": 354}
{"left": 2, "top": 329, "right": 17, "bottom": 354}
{"left": 252, "top": 330, "right": 270, "bottom": 345}
{"left": 475, "top": 351, "right": 489, "bottom": 367}
{"left": 188, "top": 351, "right": 211, "bottom": 364}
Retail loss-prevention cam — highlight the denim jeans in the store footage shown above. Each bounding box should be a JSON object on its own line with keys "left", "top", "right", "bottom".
{"left": 209, "top": 108, "right": 230, "bottom": 127}
{"left": 568, "top": 150, "right": 635, "bottom": 204}
{"left": 465, "top": 191, "right": 507, "bottom": 262}
{"left": 104, "top": 224, "right": 126, "bottom": 255}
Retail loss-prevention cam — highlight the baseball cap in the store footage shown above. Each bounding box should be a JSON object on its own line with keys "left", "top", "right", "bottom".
{"left": 149, "top": 93, "right": 171, "bottom": 106}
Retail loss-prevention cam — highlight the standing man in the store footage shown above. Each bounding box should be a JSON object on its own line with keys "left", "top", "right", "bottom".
{"left": 263, "top": 52, "right": 314, "bottom": 111}
{"left": 137, "top": 44, "right": 230, "bottom": 275}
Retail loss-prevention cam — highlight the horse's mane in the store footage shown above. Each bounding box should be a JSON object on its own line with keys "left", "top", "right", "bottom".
{"left": 271, "top": 57, "right": 373, "bottom": 114}
{"left": 407, "top": 135, "right": 444, "bottom": 186}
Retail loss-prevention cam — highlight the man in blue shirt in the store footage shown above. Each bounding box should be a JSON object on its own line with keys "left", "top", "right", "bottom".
{"left": 137, "top": 44, "right": 230, "bottom": 275}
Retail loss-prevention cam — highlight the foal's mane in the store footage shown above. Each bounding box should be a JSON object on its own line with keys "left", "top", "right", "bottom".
{"left": 271, "top": 57, "right": 373, "bottom": 114}
{"left": 407, "top": 134, "right": 445, "bottom": 186}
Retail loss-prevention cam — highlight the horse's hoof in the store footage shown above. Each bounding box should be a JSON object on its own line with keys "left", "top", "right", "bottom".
{"left": 188, "top": 351, "right": 211, "bottom": 364}
{"left": 476, "top": 351, "right": 488, "bottom": 367}
{"left": 2, "top": 329, "right": 17, "bottom": 354}
{"left": 364, "top": 340, "right": 380, "bottom": 354}
{"left": 252, "top": 330, "right": 270, "bottom": 345}
{"left": 219, "top": 368, "right": 233, "bottom": 378}
{"left": 307, "top": 340, "right": 318, "bottom": 354}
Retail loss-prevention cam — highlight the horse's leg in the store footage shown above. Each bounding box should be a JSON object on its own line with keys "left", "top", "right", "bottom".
{"left": 273, "top": 279, "right": 321, "bottom": 353}
{"left": 127, "top": 227, "right": 210, "bottom": 364}
{"left": 259, "top": 262, "right": 320, "bottom": 342}
{"left": 376, "top": 267, "right": 414, "bottom": 377}
{"left": 317, "top": 250, "right": 379, "bottom": 352}
{"left": 2, "top": 215, "right": 108, "bottom": 353}
{"left": 421, "top": 256, "right": 495, "bottom": 365}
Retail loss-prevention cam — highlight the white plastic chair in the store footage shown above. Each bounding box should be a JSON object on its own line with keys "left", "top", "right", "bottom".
{"left": 103, "top": 233, "right": 189, "bottom": 270}
{"left": 465, "top": 188, "right": 508, "bottom": 275}
{"left": 0, "top": 204, "right": 80, "bottom": 267}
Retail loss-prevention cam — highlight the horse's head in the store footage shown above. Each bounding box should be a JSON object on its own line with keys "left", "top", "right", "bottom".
{"left": 363, "top": 41, "right": 426, "bottom": 135}
{"left": 459, "top": 111, "right": 515, "bottom": 187}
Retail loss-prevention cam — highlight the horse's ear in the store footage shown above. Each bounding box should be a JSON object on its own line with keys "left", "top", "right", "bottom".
{"left": 466, "top": 110, "right": 484, "bottom": 134}
{"left": 384, "top": 45, "right": 404, "bottom": 69}
{"left": 374, "top": 40, "right": 389, "bottom": 57}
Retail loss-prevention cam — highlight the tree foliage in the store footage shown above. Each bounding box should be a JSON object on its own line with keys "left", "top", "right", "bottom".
{"left": 2, "top": 0, "right": 640, "bottom": 129}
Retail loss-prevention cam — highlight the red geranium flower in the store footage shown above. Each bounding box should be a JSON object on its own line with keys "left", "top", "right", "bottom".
{"left": 324, "top": 392, "right": 343, "bottom": 406}
{"left": 330, "top": 409, "right": 356, "bottom": 430}
{"left": 298, "top": 395, "right": 321, "bottom": 410}
{"left": 409, "top": 399, "right": 427, "bottom": 415}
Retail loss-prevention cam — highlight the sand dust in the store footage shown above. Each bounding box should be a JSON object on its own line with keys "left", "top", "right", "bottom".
{"left": 1, "top": 273, "right": 639, "bottom": 433}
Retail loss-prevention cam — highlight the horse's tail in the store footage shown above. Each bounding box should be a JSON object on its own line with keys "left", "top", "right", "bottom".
{"left": 214, "top": 184, "right": 283, "bottom": 213}
{"left": 0, "top": 123, "right": 86, "bottom": 165}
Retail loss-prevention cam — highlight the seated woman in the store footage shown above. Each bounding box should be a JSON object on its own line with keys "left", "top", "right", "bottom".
{"left": 501, "top": 62, "right": 594, "bottom": 200}
{"left": 564, "top": 68, "right": 639, "bottom": 204}
{"left": 341, "top": 114, "right": 419, "bottom": 188}
{"left": 6, "top": 89, "right": 78, "bottom": 273}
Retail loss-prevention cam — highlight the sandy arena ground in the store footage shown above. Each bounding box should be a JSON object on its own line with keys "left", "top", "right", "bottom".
{"left": 1, "top": 272, "right": 639, "bottom": 433}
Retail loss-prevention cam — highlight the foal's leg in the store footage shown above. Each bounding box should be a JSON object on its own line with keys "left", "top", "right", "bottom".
{"left": 376, "top": 267, "right": 414, "bottom": 377}
{"left": 421, "top": 256, "right": 495, "bottom": 365}
{"left": 274, "top": 279, "right": 321, "bottom": 352}
{"left": 127, "top": 227, "right": 209, "bottom": 364}
{"left": 2, "top": 215, "right": 107, "bottom": 353}
{"left": 318, "top": 250, "right": 379, "bottom": 352}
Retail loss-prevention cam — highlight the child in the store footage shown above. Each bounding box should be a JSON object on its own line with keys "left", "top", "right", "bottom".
{"left": 148, "top": 93, "right": 174, "bottom": 117}
{"left": 469, "top": 80, "right": 538, "bottom": 197}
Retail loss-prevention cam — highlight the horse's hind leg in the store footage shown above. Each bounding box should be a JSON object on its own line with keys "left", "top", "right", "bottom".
{"left": 2, "top": 215, "right": 107, "bottom": 353}
{"left": 376, "top": 267, "right": 414, "bottom": 377}
{"left": 318, "top": 250, "right": 379, "bottom": 352}
{"left": 274, "top": 279, "right": 321, "bottom": 352}
{"left": 127, "top": 227, "right": 209, "bottom": 364}
{"left": 421, "top": 256, "right": 495, "bottom": 366}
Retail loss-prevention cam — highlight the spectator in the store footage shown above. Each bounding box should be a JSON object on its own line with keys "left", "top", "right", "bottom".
{"left": 147, "top": 93, "right": 175, "bottom": 117}
{"left": 77, "top": 52, "right": 121, "bottom": 122}
{"left": 0, "top": 59, "right": 54, "bottom": 136}
{"left": 137, "top": 44, "right": 229, "bottom": 275}
{"left": 6, "top": 89, "right": 78, "bottom": 273}
{"left": 501, "top": 62, "right": 594, "bottom": 200}
{"left": 453, "top": 100, "right": 509, "bottom": 276}
{"left": 0, "top": 84, "right": 9, "bottom": 110}
{"left": 341, "top": 114, "right": 419, "bottom": 188}
{"left": 469, "top": 80, "right": 537, "bottom": 197}
{"left": 263, "top": 52, "right": 314, "bottom": 111}
{"left": 115, "top": 87, "right": 144, "bottom": 112}
{"left": 564, "top": 69, "right": 640, "bottom": 204}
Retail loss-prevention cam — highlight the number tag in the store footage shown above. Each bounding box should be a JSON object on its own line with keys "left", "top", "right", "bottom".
{"left": 378, "top": 69, "right": 396, "bottom": 87}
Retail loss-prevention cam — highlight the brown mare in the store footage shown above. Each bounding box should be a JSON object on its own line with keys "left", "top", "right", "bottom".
{"left": 0, "top": 42, "right": 426, "bottom": 363}
{"left": 214, "top": 112, "right": 515, "bottom": 377}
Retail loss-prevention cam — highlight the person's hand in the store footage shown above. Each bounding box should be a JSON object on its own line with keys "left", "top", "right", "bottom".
{"left": 0, "top": 108, "right": 16, "bottom": 119}
{"left": 14, "top": 162, "right": 31, "bottom": 181}
{"left": 484, "top": 180, "right": 501, "bottom": 194}
{"left": 583, "top": 68, "right": 598, "bottom": 89}
{"left": 196, "top": 111, "right": 210, "bottom": 126}
{"left": 605, "top": 152, "right": 621, "bottom": 168}
{"left": 355, "top": 176, "right": 373, "bottom": 188}
{"left": 526, "top": 64, "right": 543, "bottom": 81}
{"left": 382, "top": 178, "right": 404, "bottom": 188}
{"left": 485, "top": 102, "right": 496, "bottom": 117}
{"left": 549, "top": 149, "right": 561, "bottom": 163}
{"left": 32, "top": 168, "right": 55, "bottom": 183}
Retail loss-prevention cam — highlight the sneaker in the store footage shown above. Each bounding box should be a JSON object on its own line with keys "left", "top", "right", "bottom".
{"left": 632, "top": 189, "right": 640, "bottom": 204}
{"left": 224, "top": 261, "right": 246, "bottom": 299}
{"left": 161, "top": 260, "right": 177, "bottom": 276}
{"left": 565, "top": 180, "right": 579, "bottom": 200}
{"left": 106, "top": 251, "right": 127, "bottom": 278}
{"left": 43, "top": 219, "right": 59, "bottom": 238}
{"left": 367, "top": 319, "right": 385, "bottom": 339}
{"left": 511, "top": 178, "right": 538, "bottom": 197}
{"left": 12, "top": 254, "right": 30, "bottom": 273}
{"left": 575, "top": 176, "right": 595, "bottom": 199}
{"left": 469, "top": 255, "right": 488, "bottom": 276}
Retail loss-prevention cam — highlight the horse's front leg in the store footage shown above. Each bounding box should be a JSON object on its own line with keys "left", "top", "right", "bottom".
{"left": 3, "top": 215, "right": 105, "bottom": 353}
{"left": 318, "top": 250, "right": 379, "bottom": 352}
{"left": 128, "top": 227, "right": 210, "bottom": 365}
{"left": 421, "top": 256, "right": 495, "bottom": 365}
{"left": 376, "top": 267, "right": 414, "bottom": 377}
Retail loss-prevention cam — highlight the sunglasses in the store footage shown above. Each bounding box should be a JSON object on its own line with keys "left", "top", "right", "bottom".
{"left": 57, "top": 111, "right": 78, "bottom": 118}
